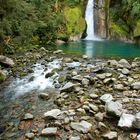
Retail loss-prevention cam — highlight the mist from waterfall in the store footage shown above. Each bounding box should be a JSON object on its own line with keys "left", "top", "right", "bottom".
{"left": 85, "top": 0, "right": 99, "bottom": 40}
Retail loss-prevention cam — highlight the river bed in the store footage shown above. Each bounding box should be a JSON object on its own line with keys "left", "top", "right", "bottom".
{"left": 0, "top": 47, "right": 140, "bottom": 139}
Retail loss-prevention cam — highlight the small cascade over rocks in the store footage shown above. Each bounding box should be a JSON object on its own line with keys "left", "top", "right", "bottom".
{"left": 4, "top": 59, "right": 62, "bottom": 98}
{"left": 84, "top": 0, "right": 101, "bottom": 40}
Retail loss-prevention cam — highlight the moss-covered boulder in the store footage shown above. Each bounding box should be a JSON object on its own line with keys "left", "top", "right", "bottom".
{"left": 64, "top": 7, "right": 86, "bottom": 41}
{"left": 134, "top": 20, "right": 140, "bottom": 37}
{"left": 0, "top": 70, "right": 5, "bottom": 83}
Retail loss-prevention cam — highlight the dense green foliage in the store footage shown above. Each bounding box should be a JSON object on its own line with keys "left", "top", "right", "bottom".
{"left": 64, "top": 7, "right": 85, "bottom": 36}
{"left": 109, "top": 0, "right": 140, "bottom": 39}
{"left": 0, "top": 0, "right": 139, "bottom": 54}
{"left": 0, "top": 0, "right": 85, "bottom": 54}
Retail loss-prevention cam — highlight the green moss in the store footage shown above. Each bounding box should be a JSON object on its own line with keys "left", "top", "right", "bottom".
{"left": 58, "top": 75, "right": 66, "bottom": 83}
{"left": 134, "top": 20, "right": 140, "bottom": 37}
{"left": 110, "top": 22, "right": 128, "bottom": 38}
{"left": 64, "top": 7, "right": 86, "bottom": 36}
{"left": 0, "top": 71, "right": 5, "bottom": 83}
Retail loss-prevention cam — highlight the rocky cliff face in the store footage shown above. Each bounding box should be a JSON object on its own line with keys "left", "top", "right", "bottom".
{"left": 92, "top": 0, "right": 140, "bottom": 45}
{"left": 94, "top": 0, "right": 108, "bottom": 39}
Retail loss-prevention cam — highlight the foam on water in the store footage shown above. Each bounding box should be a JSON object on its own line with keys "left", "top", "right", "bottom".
{"left": 7, "top": 59, "right": 61, "bottom": 98}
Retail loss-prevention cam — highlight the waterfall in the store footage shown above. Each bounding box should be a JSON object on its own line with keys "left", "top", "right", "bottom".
{"left": 85, "top": 0, "right": 99, "bottom": 40}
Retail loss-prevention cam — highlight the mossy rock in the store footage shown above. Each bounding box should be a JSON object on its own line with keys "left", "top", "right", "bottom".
{"left": 45, "top": 71, "right": 55, "bottom": 78}
{"left": 0, "top": 71, "right": 5, "bottom": 83}
{"left": 58, "top": 75, "right": 66, "bottom": 83}
{"left": 64, "top": 7, "right": 86, "bottom": 37}
{"left": 110, "top": 22, "right": 128, "bottom": 38}
{"left": 134, "top": 20, "right": 140, "bottom": 37}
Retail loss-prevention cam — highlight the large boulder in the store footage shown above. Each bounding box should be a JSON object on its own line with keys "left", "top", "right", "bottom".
{"left": 44, "top": 109, "right": 62, "bottom": 119}
{"left": 24, "top": 113, "right": 34, "bottom": 120}
{"left": 105, "top": 101, "right": 123, "bottom": 117}
{"left": 41, "top": 127, "right": 57, "bottom": 136}
{"left": 103, "top": 131, "right": 118, "bottom": 139}
{"left": 60, "top": 82, "right": 75, "bottom": 92}
{"left": 100, "top": 94, "right": 113, "bottom": 103}
{"left": 118, "top": 59, "right": 131, "bottom": 69}
{"left": 70, "top": 121, "right": 92, "bottom": 133}
{"left": 70, "top": 136, "right": 80, "bottom": 140}
{"left": 0, "top": 70, "right": 6, "bottom": 83}
{"left": 118, "top": 113, "right": 135, "bottom": 129}
{"left": 131, "top": 82, "right": 140, "bottom": 90}
{"left": 0, "top": 55, "right": 14, "bottom": 67}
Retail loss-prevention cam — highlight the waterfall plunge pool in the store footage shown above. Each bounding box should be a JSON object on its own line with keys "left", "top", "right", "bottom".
{"left": 56, "top": 40, "right": 140, "bottom": 59}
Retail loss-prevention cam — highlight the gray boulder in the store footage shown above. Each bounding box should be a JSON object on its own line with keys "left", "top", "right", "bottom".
{"left": 70, "top": 136, "right": 80, "bottom": 140}
{"left": 108, "top": 60, "right": 118, "bottom": 66}
{"left": 103, "top": 78, "right": 116, "bottom": 84}
{"left": 118, "top": 113, "right": 135, "bottom": 129}
{"left": 82, "top": 78, "right": 90, "bottom": 86}
{"left": 95, "top": 112, "right": 104, "bottom": 121}
{"left": 70, "top": 120, "right": 92, "bottom": 133}
{"left": 41, "top": 127, "right": 57, "bottom": 136}
{"left": 103, "top": 131, "right": 118, "bottom": 139}
{"left": 100, "top": 94, "right": 113, "bottom": 103}
{"left": 98, "top": 122, "right": 108, "bottom": 132}
{"left": 88, "top": 104, "right": 99, "bottom": 112}
{"left": 114, "top": 84, "right": 124, "bottom": 91}
{"left": 121, "top": 68, "right": 130, "bottom": 75}
{"left": 89, "top": 93, "right": 99, "bottom": 99}
{"left": 39, "top": 93, "right": 49, "bottom": 100}
{"left": 25, "top": 133, "right": 35, "bottom": 139}
{"left": 0, "top": 55, "right": 15, "bottom": 67}
{"left": 96, "top": 73, "right": 106, "bottom": 79}
{"left": 72, "top": 75, "right": 83, "bottom": 81}
{"left": 66, "top": 62, "right": 81, "bottom": 68}
{"left": 118, "top": 59, "right": 131, "bottom": 69}
{"left": 44, "top": 109, "right": 61, "bottom": 119}
{"left": 60, "top": 82, "right": 75, "bottom": 92}
{"left": 82, "top": 55, "right": 88, "bottom": 59}
{"left": 131, "top": 82, "right": 140, "bottom": 90}
{"left": 24, "top": 113, "right": 34, "bottom": 120}
{"left": 105, "top": 101, "right": 123, "bottom": 117}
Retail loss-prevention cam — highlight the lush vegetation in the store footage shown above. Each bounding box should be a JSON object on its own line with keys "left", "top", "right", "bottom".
{"left": 109, "top": 0, "right": 140, "bottom": 39}
{"left": 0, "top": 0, "right": 85, "bottom": 54}
{"left": 0, "top": 0, "right": 140, "bottom": 54}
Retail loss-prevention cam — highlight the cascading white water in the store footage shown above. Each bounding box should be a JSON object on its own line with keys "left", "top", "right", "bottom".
{"left": 85, "top": 0, "right": 99, "bottom": 40}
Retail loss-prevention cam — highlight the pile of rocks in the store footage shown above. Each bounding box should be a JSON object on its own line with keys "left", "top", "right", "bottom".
{"left": 1, "top": 50, "right": 140, "bottom": 140}
{"left": 33, "top": 54, "right": 140, "bottom": 139}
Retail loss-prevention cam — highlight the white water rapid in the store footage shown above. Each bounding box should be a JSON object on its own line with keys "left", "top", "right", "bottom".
{"left": 5, "top": 59, "right": 61, "bottom": 98}
{"left": 85, "top": 0, "right": 99, "bottom": 40}
{"left": 3, "top": 59, "right": 82, "bottom": 99}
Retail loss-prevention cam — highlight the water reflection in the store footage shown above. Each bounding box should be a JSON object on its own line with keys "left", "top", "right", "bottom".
{"left": 58, "top": 40, "right": 140, "bottom": 59}
{"left": 84, "top": 41, "right": 95, "bottom": 58}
